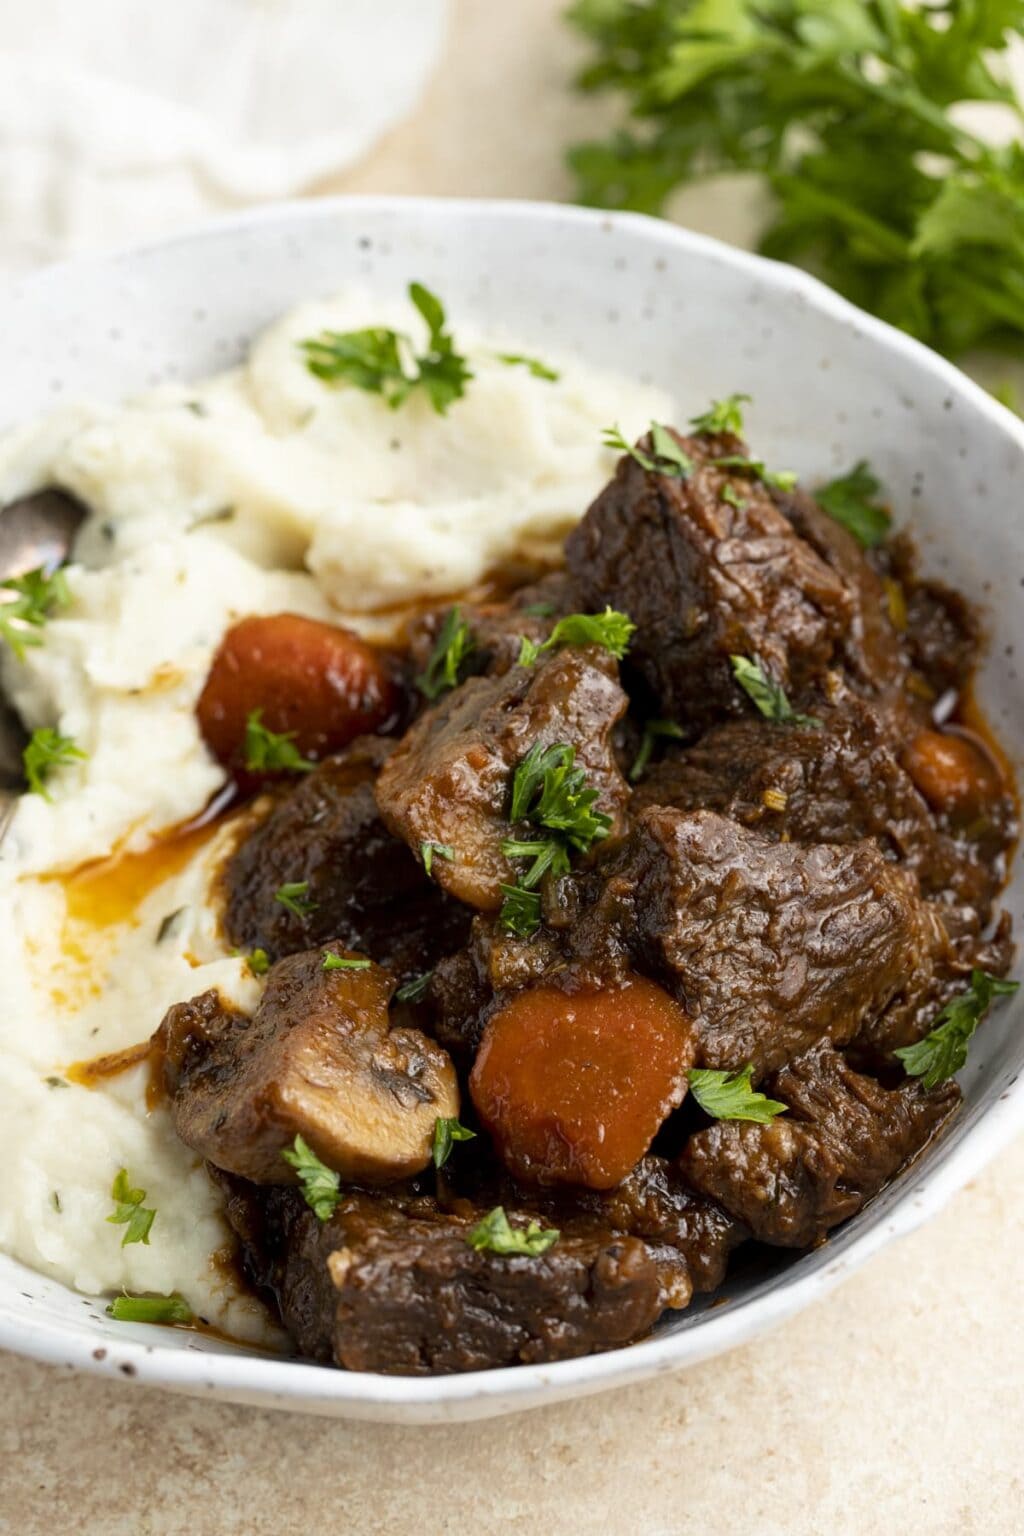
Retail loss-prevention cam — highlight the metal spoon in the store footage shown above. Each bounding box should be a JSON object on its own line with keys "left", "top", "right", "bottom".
{"left": 0, "top": 490, "right": 89, "bottom": 803}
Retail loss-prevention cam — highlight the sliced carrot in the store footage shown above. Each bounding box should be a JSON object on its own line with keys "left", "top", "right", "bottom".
{"left": 197, "top": 613, "right": 399, "bottom": 782}
{"left": 470, "top": 976, "right": 696, "bottom": 1190}
{"left": 903, "top": 727, "right": 1000, "bottom": 821}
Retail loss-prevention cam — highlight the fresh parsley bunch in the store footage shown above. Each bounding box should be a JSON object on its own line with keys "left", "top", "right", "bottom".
{"left": 567, "top": 0, "right": 1024, "bottom": 356}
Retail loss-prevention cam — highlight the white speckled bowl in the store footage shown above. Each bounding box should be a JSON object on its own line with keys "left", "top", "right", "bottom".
{"left": 1, "top": 198, "right": 1021, "bottom": 1423}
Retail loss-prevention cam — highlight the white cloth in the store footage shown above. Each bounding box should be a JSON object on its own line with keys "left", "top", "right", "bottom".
{"left": 0, "top": 0, "right": 449, "bottom": 270}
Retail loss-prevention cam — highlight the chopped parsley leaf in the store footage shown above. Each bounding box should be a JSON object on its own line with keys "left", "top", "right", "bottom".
{"left": 508, "top": 741, "right": 611, "bottom": 851}
{"left": 690, "top": 393, "right": 751, "bottom": 436}
{"left": 501, "top": 741, "right": 611, "bottom": 935}
{"left": 281, "top": 1134, "right": 341, "bottom": 1221}
{"left": 322, "top": 953, "right": 372, "bottom": 972}
{"left": 730, "top": 656, "right": 821, "bottom": 729}
{"left": 629, "top": 718, "right": 685, "bottom": 782}
{"left": 273, "top": 881, "right": 318, "bottom": 920}
{"left": 712, "top": 454, "right": 797, "bottom": 491}
{"left": 420, "top": 841, "right": 455, "bottom": 877}
{"left": 432, "top": 1116, "right": 477, "bottom": 1169}
{"left": 23, "top": 727, "right": 87, "bottom": 799}
{"left": 466, "top": 1206, "right": 559, "bottom": 1257}
{"left": 106, "top": 1292, "right": 193, "bottom": 1325}
{"left": 496, "top": 352, "right": 560, "bottom": 382}
{"left": 895, "top": 970, "right": 1020, "bottom": 1089}
{"left": 395, "top": 971, "right": 433, "bottom": 1004}
{"left": 106, "top": 1168, "right": 157, "bottom": 1248}
{"left": 720, "top": 484, "right": 748, "bottom": 512}
{"left": 300, "top": 282, "right": 472, "bottom": 415}
{"left": 247, "top": 948, "right": 271, "bottom": 976}
{"left": 243, "top": 709, "right": 314, "bottom": 775}
{"left": 0, "top": 565, "right": 70, "bottom": 660}
{"left": 498, "top": 883, "right": 542, "bottom": 938}
{"left": 416, "top": 606, "right": 474, "bottom": 700}
{"left": 603, "top": 421, "right": 694, "bottom": 478}
{"left": 688, "top": 1064, "right": 787, "bottom": 1124}
{"left": 518, "top": 606, "right": 635, "bottom": 667}
{"left": 816, "top": 461, "right": 892, "bottom": 549}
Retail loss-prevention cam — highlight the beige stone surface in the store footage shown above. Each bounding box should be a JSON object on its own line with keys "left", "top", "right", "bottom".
{"left": 2, "top": 2, "right": 1022, "bottom": 1531}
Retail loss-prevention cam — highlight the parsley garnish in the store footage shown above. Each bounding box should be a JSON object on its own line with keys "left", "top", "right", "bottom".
{"left": 690, "top": 394, "right": 751, "bottom": 436}
{"left": 507, "top": 742, "right": 611, "bottom": 854}
{"left": 895, "top": 970, "right": 1020, "bottom": 1089}
{"left": 420, "top": 841, "right": 455, "bottom": 877}
{"left": 500, "top": 836, "right": 572, "bottom": 888}
{"left": 23, "top": 727, "right": 87, "bottom": 799}
{"left": 243, "top": 709, "right": 314, "bottom": 775}
{"left": 603, "top": 421, "right": 694, "bottom": 478}
{"left": 567, "top": 2, "right": 1024, "bottom": 358}
{"left": 0, "top": 565, "right": 70, "bottom": 660}
{"left": 688, "top": 1064, "right": 787, "bottom": 1124}
{"left": 467, "top": 1206, "right": 559, "bottom": 1257}
{"left": 417, "top": 606, "right": 474, "bottom": 700}
{"left": 274, "top": 881, "right": 318, "bottom": 920}
{"left": 395, "top": 970, "right": 433, "bottom": 1004}
{"left": 507, "top": 741, "right": 610, "bottom": 848}
{"left": 300, "top": 282, "right": 472, "bottom": 415}
{"left": 720, "top": 484, "right": 748, "bottom": 512}
{"left": 106, "top": 1168, "right": 156, "bottom": 1248}
{"left": 712, "top": 455, "right": 797, "bottom": 492}
{"left": 433, "top": 1116, "right": 477, "bottom": 1169}
{"left": 498, "top": 883, "right": 543, "bottom": 938}
{"left": 496, "top": 352, "right": 560, "bottom": 382}
{"left": 107, "top": 1292, "right": 193, "bottom": 1325}
{"left": 322, "top": 953, "right": 371, "bottom": 972}
{"left": 281, "top": 1134, "right": 341, "bottom": 1221}
{"left": 156, "top": 908, "right": 186, "bottom": 944}
{"left": 518, "top": 606, "right": 635, "bottom": 667}
{"left": 816, "top": 461, "right": 892, "bottom": 549}
{"left": 629, "top": 718, "right": 684, "bottom": 782}
{"left": 247, "top": 948, "right": 271, "bottom": 976}
{"left": 730, "top": 656, "right": 821, "bottom": 729}
{"left": 500, "top": 742, "right": 611, "bottom": 933}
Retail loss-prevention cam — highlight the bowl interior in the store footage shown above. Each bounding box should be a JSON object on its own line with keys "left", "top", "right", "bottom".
{"left": 1, "top": 198, "right": 1022, "bottom": 1422}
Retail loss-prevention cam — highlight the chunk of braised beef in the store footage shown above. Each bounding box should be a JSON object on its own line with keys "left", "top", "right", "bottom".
{"left": 216, "top": 1178, "right": 681, "bottom": 1375}
{"left": 154, "top": 948, "right": 459, "bottom": 1185}
{"left": 520, "top": 1156, "right": 746, "bottom": 1295}
{"left": 222, "top": 736, "right": 470, "bottom": 976}
{"left": 565, "top": 429, "right": 860, "bottom": 730}
{"left": 633, "top": 695, "right": 1011, "bottom": 915}
{"left": 571, "top": 807, "right": 952, "bottom": 1077}
{"left": 680, "top": 1041, "right": 959, "bottom": 1246}
{"left": 878, "top": 531, "right": 981, "bottom": 698}
{"left": 773, "top": 486, "right": 905, "bottom": 694}
{"left": 326, "top": 1202, "right": 673, "bottom": 1374}
{"left": 376, "top": 645, "right": 630, "bottom": 912}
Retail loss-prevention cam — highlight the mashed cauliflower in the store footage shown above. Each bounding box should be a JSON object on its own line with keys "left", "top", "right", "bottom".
{"left": 0, "top": 290, "right": 671, "bottom": 1337}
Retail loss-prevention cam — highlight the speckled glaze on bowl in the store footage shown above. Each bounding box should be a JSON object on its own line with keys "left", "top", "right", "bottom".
{"left": 0, "top": 198, "right": 1021, "bottom": 1423}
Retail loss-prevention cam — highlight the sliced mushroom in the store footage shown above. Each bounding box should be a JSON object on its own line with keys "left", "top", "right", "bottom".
{"left": 153, "top": 946, "right": 459, "bottom": 1184}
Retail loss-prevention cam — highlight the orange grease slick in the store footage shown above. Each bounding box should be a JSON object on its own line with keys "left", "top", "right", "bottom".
{"left": 56, "top": 817, "right": 217, "bottom": 932}
{"left": 470, "top": 975, "right": 696, "bottom": 1190}
{"left": 43, "top": 811, "right": 225, "bottom": 1015}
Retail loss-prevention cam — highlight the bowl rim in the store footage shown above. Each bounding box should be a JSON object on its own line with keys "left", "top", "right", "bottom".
{"left": 3, "top": 193, "right": 1023, "bottom": 1416}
